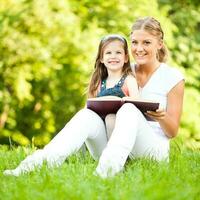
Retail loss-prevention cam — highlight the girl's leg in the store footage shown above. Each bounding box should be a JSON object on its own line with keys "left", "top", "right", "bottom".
{"left": 105, "top": 114, "right": 116, "bottom": 140}
{"left": 95, "top": 103, "right": 169, "bottom": 178}
{"left": 4, "top": 109, "right": 107, "bottom": 176}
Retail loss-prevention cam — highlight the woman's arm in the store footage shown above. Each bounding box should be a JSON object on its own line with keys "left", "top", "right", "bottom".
{"left": 146, "top": 80, "right": 185, "bottom": 138}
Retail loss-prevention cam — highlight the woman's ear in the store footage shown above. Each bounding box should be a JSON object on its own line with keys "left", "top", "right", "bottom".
{"left": 158, "top": 40, "right": 163, "bottom": 50}
{"left": 124, "top": 54, "right": 129, "bottom": 63}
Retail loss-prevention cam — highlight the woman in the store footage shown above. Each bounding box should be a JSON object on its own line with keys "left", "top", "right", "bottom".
{"left": 95, "top": 17, "right": 184, "bottom": 178}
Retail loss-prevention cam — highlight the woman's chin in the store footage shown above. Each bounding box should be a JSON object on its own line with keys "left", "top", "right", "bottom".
{"left": 135, "top": 59, "right": 147, "bottom": 65}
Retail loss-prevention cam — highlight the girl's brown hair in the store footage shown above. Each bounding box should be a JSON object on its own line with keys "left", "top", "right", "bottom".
{"left": 131, "top": 17, "right": 168, "bottom": 62}
{"left": 88, "top": 34, "right": 132, "bottom": 98}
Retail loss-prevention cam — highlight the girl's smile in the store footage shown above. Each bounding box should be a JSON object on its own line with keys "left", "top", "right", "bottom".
{"left": 101, "top": 40, "right": 128, "bottom": 73}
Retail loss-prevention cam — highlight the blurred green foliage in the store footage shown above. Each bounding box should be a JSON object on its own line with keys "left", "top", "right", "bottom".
{"left": 157, "top": 0, "right": 200, "bottom": 149}
{"left": 0, "top": 0, "right": 199, "bottom": 148}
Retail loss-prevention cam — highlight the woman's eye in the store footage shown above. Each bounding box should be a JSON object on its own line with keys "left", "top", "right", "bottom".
{"left": 132, "top": 40, "right": 137, "bottom": 44}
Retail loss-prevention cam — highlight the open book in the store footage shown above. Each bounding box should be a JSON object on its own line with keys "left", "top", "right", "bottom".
{"left": 87, "top": 96, "right": 159, "bottom": 121}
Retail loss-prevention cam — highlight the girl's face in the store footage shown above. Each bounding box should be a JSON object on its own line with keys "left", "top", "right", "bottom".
{"left": 130, "top": 30, "right": 162, "bottom": 66}
{"left": 101, "top": 40, "right": 128, "bottom": 73}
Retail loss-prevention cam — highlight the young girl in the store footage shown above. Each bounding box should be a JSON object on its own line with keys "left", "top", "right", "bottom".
{"left": 3, "top": 34, "right": 139, "bottom": 176}
{"left": 88, "top": 34, "right": 139, "bottom": 139}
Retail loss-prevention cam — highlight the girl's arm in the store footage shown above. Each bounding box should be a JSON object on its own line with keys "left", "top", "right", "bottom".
{"left": 88, "top": 96, "right": 122, "bottom": 100}
{"left": 124, "top": 74, "right": 139, "bottom": 98}
{"left": 146, "top": 80, "right": 184, "bottom": 138}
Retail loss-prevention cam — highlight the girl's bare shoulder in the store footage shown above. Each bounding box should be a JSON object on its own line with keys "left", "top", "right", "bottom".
{"left": 126, "top": 73, "right": 137, "bottom": 82}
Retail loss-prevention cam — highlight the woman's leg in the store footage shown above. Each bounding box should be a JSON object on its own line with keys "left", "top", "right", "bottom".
{"left": 4, "top": 109, "right": 107, "bottom": 176}
{"left": 95, "top": 103, "right": 169, "bottom": 178}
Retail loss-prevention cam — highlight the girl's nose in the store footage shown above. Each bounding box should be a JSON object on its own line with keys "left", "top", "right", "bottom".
{"left": 111, "top": 52, "right": 117, "bottom": 57}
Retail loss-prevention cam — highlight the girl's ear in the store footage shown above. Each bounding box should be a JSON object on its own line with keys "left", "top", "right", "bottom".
{"left": 100, "top": 54, "right": 104, "bottom": 63}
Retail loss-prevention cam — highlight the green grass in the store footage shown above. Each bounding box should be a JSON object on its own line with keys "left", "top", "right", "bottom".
{"left": 0, "top": 143, "right": 199, "bottom": 200}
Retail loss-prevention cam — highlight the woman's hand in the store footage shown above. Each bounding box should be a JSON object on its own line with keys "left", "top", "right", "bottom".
{"left": 146, "top": 80, "right": 184, "bottom": 138}
{"left": 145, "top": 108, "right": 166, "bottom": 122}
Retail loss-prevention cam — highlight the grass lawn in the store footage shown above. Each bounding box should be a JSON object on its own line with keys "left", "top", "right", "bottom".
{"left": 0, "top": 142, "right": 199, "bottom": 200}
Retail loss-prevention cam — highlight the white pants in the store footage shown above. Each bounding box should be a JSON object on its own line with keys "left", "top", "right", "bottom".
{"left": 4, "top": 109, "right": 107, "bottom": 175}
{"left": 4, "top": 104, "right": 169, "bottom": 177}
{"left": 95, "top": 103, "right": 169, "bottom": 178}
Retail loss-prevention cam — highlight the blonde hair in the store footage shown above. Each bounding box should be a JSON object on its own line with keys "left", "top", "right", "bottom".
{"left": 131, "top": 17, "right": 168, "bottom": 62}
{"left": 87, "top": 34, "right": 132, "bottom": 98}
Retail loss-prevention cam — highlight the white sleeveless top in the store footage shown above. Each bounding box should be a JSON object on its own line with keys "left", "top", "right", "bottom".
{"left": 132, "top": 63, "right": 184, "bottom": 137}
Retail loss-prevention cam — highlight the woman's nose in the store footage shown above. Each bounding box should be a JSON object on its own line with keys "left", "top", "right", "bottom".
{"left": 136, "top": 43, "right": 144, "bottom": 51}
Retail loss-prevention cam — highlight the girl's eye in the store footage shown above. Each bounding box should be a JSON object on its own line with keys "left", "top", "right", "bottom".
{"left": 105, "top": 51, "right": 111, "bottom": 54}
{"left": 116, "top": 51, "right": 122, "bottom": 54}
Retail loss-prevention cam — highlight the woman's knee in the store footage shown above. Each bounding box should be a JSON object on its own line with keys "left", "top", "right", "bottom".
{"left": 76, "top": 108, "right": 106, "bottom": 137}
{"left": 117, "top": 103, "right": 139, "bottom": 117}
{"left": 71, "top": 108, "right": 102, "bottom": 126}
{"left": 76, "top": 108, "right": 102, "bottom": 120}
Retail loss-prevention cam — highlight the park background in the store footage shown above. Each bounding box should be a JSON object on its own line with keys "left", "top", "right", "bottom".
{"left": 0, "top": 0, "right": 200, "bottom": 149}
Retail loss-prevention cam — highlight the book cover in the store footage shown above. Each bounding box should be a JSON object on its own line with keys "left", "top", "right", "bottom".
{"left": 87, "top": 97, "right": 159, "bottom": 121}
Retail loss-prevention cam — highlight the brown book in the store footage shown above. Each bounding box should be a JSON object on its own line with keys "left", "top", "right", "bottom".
{"left": 87, "top": 96, "right": 159, "bottom": 121}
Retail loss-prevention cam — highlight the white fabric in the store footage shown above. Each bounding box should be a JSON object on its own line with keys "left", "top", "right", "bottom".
{"left": 132, "top": 63, "right": 184, "bottom": 136}
{"left": 3, "top": 109, "right": 107, "bottom": 176}
{"left": 95, "top": 103, "right": 169, "bottom": 178}
{"left": 95, "top": 63, "right": 184, "bottom": 178}
{"left": 4, "top": 63, "right": 184, "bottom": 178}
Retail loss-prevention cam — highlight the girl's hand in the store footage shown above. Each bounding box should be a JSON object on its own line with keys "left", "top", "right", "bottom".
{"left": 145, "top": 109, "right": 166, "bottom": 122}
{"left": 122, "top": 96, "right": 139, "bottom": 101}
{"left": 89, "top": 96, "right": 121, "bottom": 100}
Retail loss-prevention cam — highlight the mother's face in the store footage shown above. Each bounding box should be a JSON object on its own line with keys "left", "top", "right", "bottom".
{"left": 130, "top": 30, "right": 162, "bottom": 65}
